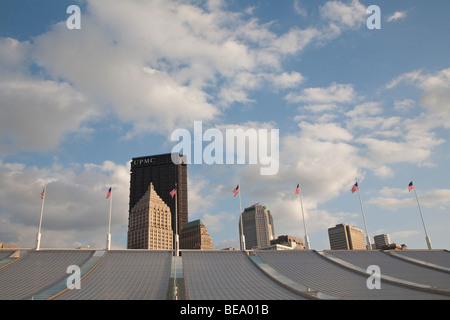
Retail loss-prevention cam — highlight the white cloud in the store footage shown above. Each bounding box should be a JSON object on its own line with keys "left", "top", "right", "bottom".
{"left": 0, "top": 0, "right": 330, "bottom": 154}
{"left": 320, "top": 0, "right": 366, "bottom": 38}
{"left": 302, "top": 104, "right": 339, "bottom": 114}
{"left": 394, "top": 99, "right": 415, "bottom": 112}
{"left": 418, "top": 68, "right": 450, "bottom": 127}
{"left": 346, "top": 101, "right": 383, "bottom": 118}
{"left": 356, "top": 132, "right": 443, "bottom": 167}
{"left": 15, "top": 0, "right": 326, "bottom": 143}
{"left": 293, "top": 0, "right": 307, "bottom": 17}
{"left": 286, "top": 82, "right": 357, "bottom": 104}
{"left": 188, "top": 175, "right": 215, "bottom": 216}
{"left": 202, "top": 212, "right": 234, "bottom": 233}
{"left": 297, "top": 122, "right": 353, "bottom": 142}
{"left": 270, "top": 71, "right": 305, "bottom": 90}
{"left": 368, "top": 187, "right": 450, "bottom": 211}
{"left": 346, "top": 103, "right": 444, "bottom": 172}
{"left": 387, "top": 11, "right": 407, "bottom": 22}
{"left": 0, "top": 38, "right": 31, "bottom": 73}
{"left": 285, "top": 72, "right": 448, "bottom": 181}
{"left": 0, "top": 160, "right": 130, "bottom": 249}
{"left": 387, "top": 68, "right": 450, "bottom": 127}
{"left": 270, "top": 27, "right": 321, "bottom": 55}
{"left": 385, "top": 69, "right": 424, "bottom": 89}
{"left": 2, "top": 0, "right": 383, "bottom": 154}
{"left": 0, "top": 76, "right": 96, "bottom": 153}
{"left": 276, "top": 130, "right": 361, "bottom": 203}
{"left": 0, "top": 37, "right": 97, "bottom": 153}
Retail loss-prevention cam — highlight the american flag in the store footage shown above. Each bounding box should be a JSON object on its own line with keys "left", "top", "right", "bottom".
{"left": 233, "top": 185, "right": 239, "bottom": 197}
{"left": 295, "top": 183, "right": 300, "bottom": 195}
{"left": 170, "top": 187, "right": 177, "bottom": 198}
{"left": 351, "top": 182, "right": 359, "bottom": 194}
{"left": 106, "top": 187, "right": 112, "bottom": 199}
{"left": 408, "top": 181, "right": 414, "bottom": 192}
{"left": 41, "top": 188, "right": 45, "bottom": 200}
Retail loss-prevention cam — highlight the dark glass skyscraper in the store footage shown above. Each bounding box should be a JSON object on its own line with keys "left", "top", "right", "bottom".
{"left": 128, "top": 153, "right": 188, "bottom": 249}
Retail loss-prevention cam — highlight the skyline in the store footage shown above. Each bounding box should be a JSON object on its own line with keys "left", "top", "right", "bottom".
{"left": 0, "top": 0, "right": 449, "bottom": 251}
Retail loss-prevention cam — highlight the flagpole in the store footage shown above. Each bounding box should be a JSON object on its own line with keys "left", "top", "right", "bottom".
{"left": 36, "top": 186, "right": 46, "bottom": 251}
{"left": 106, "top": 187, "right": 112, "bottom": 251}
{"left": 297, "top": 183, "right": 310, "bottom": 250}
{"left": 237, "top": 185, "right": 245, "bottom": 251}
{"left": 411, "top": 180, "right": 432, "bottom": 250}
{"left": 355, "top": 180, "right": 372, "bottom": 250}
{"left": 175, "top": 182, "right": 179, "bottom": 257}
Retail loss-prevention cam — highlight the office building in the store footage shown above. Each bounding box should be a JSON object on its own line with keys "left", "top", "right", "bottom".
{"left": 128, "top": 153, "right": 188, "bottom": 249}
{"left": 270, "top": 235, "right": 305, "bottom": 249}
{"left": 180, "top": 219, "right": 215, "bottom": 250}
{"left": 127, "top": 183, "right": 173, "bottom": 249}
{"left": 374, "top": 234, "right": 391, "bottom": 249}
{"left": 328, "top": 224, "right": 366, "bottom": 250}
{"left": 240, "top": 204, "right": 275, "bottom": 249}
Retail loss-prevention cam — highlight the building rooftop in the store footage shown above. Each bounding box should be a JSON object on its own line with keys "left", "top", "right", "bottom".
{"left": 0, "top": 248, "right": 449, "bottom": 300}
{"left": 182, "top": 219, "right": 205, "bottom": 229}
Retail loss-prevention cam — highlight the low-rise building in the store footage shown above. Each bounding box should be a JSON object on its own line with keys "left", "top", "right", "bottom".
{"left": 180, "top": 219, "right": 214, "bottom": 250}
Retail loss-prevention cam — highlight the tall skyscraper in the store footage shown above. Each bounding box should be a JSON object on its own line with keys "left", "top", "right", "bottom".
{"left": 127, "top": 183, "right": 173, "bottom": 249}
{"left": 239, "top": 204, "right": 275, "bottom": 249}
{"left": 128, "top": 153, "right": 188, "bottom": 249}
{"left": 328, "top": 224, "right": 366, "bottom": 250}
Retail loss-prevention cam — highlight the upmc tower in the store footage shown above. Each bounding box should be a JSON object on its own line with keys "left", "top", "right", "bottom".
{"left": 128, "top": 153, "right": 188, "bottom": 249}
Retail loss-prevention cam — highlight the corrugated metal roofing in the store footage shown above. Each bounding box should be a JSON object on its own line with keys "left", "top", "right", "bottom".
{"left": 0, "top": 249, "right": 449, "bottom": 300}
{"left": 254, "top": 250, "right": 450, "bottom": 300}
{"left": 183, "top": 251, "right": 306, "bottom": 300}
{"left": 56, "top": 250, "right": 172, "bottom": 300}
{"left": 390, "top": 250, "right": 450, "bottom": 269}
{"left": 323, "top": 250, "right": 450, "bottom": 293}
{"left": 0, "top": 250, "right": 94, "bottom": 300}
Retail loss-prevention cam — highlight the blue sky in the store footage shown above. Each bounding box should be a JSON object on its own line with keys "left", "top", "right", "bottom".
{"left": 0, "top": 0, "right": 449, "bottom": 250}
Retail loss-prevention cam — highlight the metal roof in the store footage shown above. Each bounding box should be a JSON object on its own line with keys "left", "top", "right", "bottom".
{"left": 323, "top": 250, "right": 450, "bottom": 292}
{"left": 0, "top": 248, "right": 449, "bottom": 300}
{"left": 0, "top": 250, "right": 94, "bottom": 300}
{"left": 182, "top": 219, "right": 205, "bottom": 229}
{"left": 182, "top": 251, "right": 305, "bottom": 300}
{"left": 55, "top": 250, "right": 172, "bottom": 300}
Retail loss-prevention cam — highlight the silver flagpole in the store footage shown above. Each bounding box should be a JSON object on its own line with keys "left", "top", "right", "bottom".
{"left": 297, "top": 183, "right": 310, "bottom": 249}
{"left": 175, "top": 183, "right": 179, "bottom": 257}
{"left": 237, "top": 185, "right": 246, "bottom": 251}
{"left": 355, "top": 180, "right": 372, "bottom": 250}
{"left": 173, "top": 183, "right": 179, "bottom": 299}
{"left": 106, "top": 187, "right": 112, "bottom": 250}
{"left": 411, "top": 180, "right": 432, "bottom": 250}
{"left": 36, "top": 186, "right": 46, "bottom": 251}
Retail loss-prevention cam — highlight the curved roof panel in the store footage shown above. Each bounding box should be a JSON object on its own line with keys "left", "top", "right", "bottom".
{"left": 56, "top": 250, "right": 172, "bottom": 300}
{"left": 0, "top": 250, "right": 94, "bottom": 300}
{"left": 255, "top": 250, "right": 449, "bottom": 300}
{"left": 182, "top": 251, "right": 305, "bottom": 300}
{"left": 390, "top": 250, "right": 450, "bottom": 269}
{"left": 323, "top": 250, "right": 450, "bottom": 291}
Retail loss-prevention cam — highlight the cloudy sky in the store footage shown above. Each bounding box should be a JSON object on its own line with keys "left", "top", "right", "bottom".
{"left": 0, "top": 0, "right": 449, "bottom": 250}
